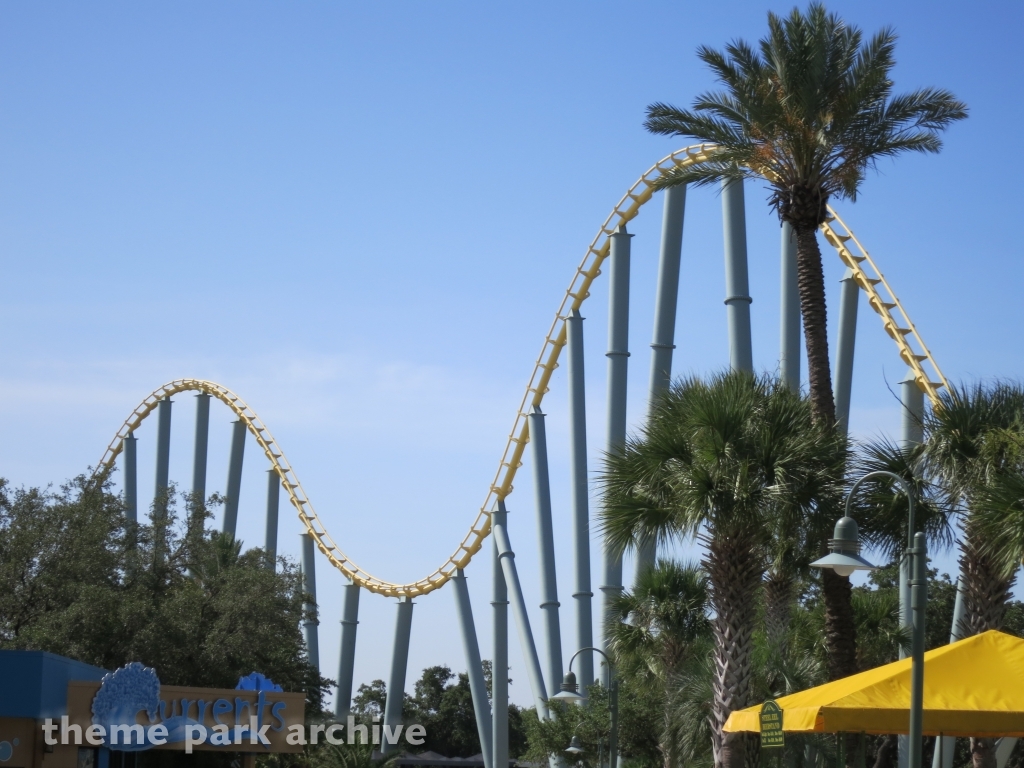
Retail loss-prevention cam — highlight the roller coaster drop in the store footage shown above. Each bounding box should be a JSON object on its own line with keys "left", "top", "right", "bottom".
{"left": 93, "top": 146, "right": 949, "bottom": 768}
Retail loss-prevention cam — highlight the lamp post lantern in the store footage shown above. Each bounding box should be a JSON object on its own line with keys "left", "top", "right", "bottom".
{"left": 811, "top": 470, "right": 926, "bottom": 768}
{"left": 552, "top": 648, "right": 618, "bottom": 768}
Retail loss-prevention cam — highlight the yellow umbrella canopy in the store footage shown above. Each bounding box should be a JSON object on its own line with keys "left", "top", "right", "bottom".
{"left": 725, "top": 630, "right": 1024, "bottom": 737}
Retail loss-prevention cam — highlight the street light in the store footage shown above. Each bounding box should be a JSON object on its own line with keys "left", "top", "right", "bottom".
{"left": 811, "top": 470, "right": 926, "bottom": 768}
{"left": 552, "top": 647, "right": 618, "bottom": 768}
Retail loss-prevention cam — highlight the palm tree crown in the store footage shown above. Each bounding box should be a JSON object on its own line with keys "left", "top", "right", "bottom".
{"left": 644, "top": 3, "right": 966, "bottom": 424}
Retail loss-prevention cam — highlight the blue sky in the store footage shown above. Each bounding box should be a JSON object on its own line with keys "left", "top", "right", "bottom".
{"left": 2, "top": 1, "right": 1022, "bottom": 708}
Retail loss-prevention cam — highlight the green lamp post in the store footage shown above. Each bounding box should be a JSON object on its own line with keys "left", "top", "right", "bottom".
{"left": 552, "top": 647, "right": 618, "bottom": 768}
{"left": 811, "top": 470, "right": 926, "bottom": 768}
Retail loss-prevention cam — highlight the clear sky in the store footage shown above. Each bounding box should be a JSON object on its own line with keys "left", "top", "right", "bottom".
{"left": 2, "top": 1, "right": 1021, "bottom": 709}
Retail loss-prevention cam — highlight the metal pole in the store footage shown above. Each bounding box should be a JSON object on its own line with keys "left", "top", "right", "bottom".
{"left": 452, "top": 569, "right": 494, "bottom": 768}
{"left": 382, "top": 596, "right": 414, "bottom": 756}
{"left": 933, "top": 579, "right": 966, "bottom": 768}
{"left": 335, "top": 581, "right": 360, "bottom": 721}
{"left": 492, "top": 501, "right": 549, "bottom": 720}
{"left": 601, "top": 225, "right": 631, "bottom": 671}
{"left": 898, "top": 370, "right": 924, "bottom": 768}
{"left": 909, "top": 532, "right": 927, "bottom": 768}
{"left": 779, "top": 222, "right": 801, "bottom": 392}
{"left": 834, "top": 269, "right": 860, "bottom": 433}
{"left": 492, "top": 502, "right": 509, "bottom": 768}
{"left": 123, "top": 433, "right": 138, "bottom": 525}
{"left": 722, "top": 179, "right": 753, "bottom": 374}
{"left": 223, "top": 419, "right": 246, "bottom": 538}
{"left": 192, "top": 394, "right": 211, "bottom": 502}
{"left": 154, "top": 397, "right": 172, "bottom": 503}
{"left": 527, "top": 406, "right": 564, "bottom": 699}
{"left": 264, "top": 470, "right": 280, "bottom": 570}
{"left": 566, "top": 308, "right": 594, "bottom": 689}
{"left": 637, "top": 185, "right": 687, "bottom": 581}
{"left": 300, "top": 532, "right": 320, "bottom": 672}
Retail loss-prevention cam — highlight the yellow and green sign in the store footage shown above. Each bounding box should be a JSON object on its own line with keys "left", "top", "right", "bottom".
{"left": 759, "top": 700, "right": 784, "bottom": 748}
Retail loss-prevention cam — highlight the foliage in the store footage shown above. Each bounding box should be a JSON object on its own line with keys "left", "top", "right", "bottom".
{"left": 351, "top": 662, "right": 527, "bottom": 758}
{"left": 0, "top": 477, "right": 330, "bottom": 711}
{"left": 523, "top": 678, "right": 662, "bottom": 768}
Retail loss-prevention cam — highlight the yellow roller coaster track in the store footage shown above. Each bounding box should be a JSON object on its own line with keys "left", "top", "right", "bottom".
{"left": 93, "top": 144, "right": 948, "bottom": 598}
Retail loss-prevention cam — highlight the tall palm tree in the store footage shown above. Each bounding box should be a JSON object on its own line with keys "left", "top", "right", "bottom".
{"left": 601, "top": 372, "right": 842, "bottom": 768}
{"left": 643, "top": 2, "right": 967, "bottom": 426}
{"left": 643, "top": 4, "right": 966, "bottom": 688}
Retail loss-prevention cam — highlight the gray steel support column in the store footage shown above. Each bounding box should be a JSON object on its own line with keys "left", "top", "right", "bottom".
{"left": 834, "top": 269, "right": 860, "bottom": 433}
{"left": 335, "top": 581, "right": 361, "bottom": 721}
{"left": 452, "top": 569, "right": 494, "bottom": 768}
{"left": 223, "top": 419, "right": 246, "bottom": 537}
{"left": 192, "top": 394, "right": 211, "bottom": 502}
{"left": 636, "top": 186, "right": 687, "bottom": 583}
{"left": 492, "top": 503, "right": 509, "bottom": 768}
{"left": 265, "top": 470, "right": 280, "bottom": 570}
{"left": 566, "top": 309, "right": 594, "bottom": 688}
{"left": 300, "top": 532, "right": 320, "bottom": 672}
{"left": 722, "top": 179, "right": 753, "bottom": 374}
{"left": 154, "top": 398, "right": 172, "bottom": 504}
{"left": 996, "top": 739, "right": 1018, "bottom": 768}
{"left": 601, "top": 226, "right": 631, "bottom": 670}
{"left": 123, "top": 433, "right": 138, "bottom": 524}
{"left": 527, "top": 406, "right": 563, "bottom": 699}
{"left": 898, "top": 370, "right": 925, "bottom": 768}
{"left": 779, "top": 222, "right": 801, "bottom": 392}
{"left": 492, "top": 501, "right": 549, "bottom": 720}
{"left": 382, "top": 597, "right": 415, "bottom": 756}
{"left": 933, "top": 578, "right": 966, "bottom": 768}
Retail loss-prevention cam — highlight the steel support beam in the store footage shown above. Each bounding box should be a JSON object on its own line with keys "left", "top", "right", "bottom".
{"left": 527, "top": 406, "right": 563, "bottom": 699}
{"left": 154, "top": 397, "right": 172, "bottom": 504}
{"left": 933, "top": 578, "right": 966, "bottom": 768}
{"left": 223, "top": 419, "right": 246, "bottom": 538}
{"left": 834, "top": 269, "right": 860, "bottom": 434}
{"left": 300, "top": 532, "right": 320, "bottom": 672}
{"left": 452, "top": 569, "right": 494, "bottom": 768}
{"left": 265, "top": 470, "right": 280, "bottom": 569}
{"left": 722, "top": 179, "right": 753, "bottom": 374}
{"left": 123, "top": 433, "right": 138, "bottom": 525}
{"left": 566, "top": 308, "right": 594, "bottom": 688}
{"left": 779, "top": 222, "right": 801, "bottom": 392}
{"left": 492, "top": 502, "right": 509, "bottom": 768}
{"left": 899, "top": 371, "right": 925, "bottom": 768}
{"left": 492, "top": 501, "right": 549, "bottom": 720}
{"left": 192, "top": 393, "right": 211, "bottom": 502}
{"left": 636, "top": 185, "right": 686, "bottom": 581}
{"left": 601, "top": 225, "right": 631, "bottom": 672}
{"left": 382, "top": 597, "right": 414, "bottom": 756}
{"left": 335, "top": 581, "right": 361, "bottom": 721}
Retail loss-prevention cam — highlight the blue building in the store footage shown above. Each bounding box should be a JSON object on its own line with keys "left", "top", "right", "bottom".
{"left": 0, "top": 650, "right": 108, "bottom": 768}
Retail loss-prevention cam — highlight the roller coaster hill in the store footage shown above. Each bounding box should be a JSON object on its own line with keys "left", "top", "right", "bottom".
{"left": 89, "top": 145, "right": 948, "bottom": 768}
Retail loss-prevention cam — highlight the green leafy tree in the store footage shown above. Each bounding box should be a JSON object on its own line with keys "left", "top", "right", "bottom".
{"left": 0, "top": 477, "right": 329, "bottom": 711}
{"left": 352, "top": 663, "right": 527, "bottom": 759}
{"left": 601, "top": 372, "right": 842, "bottom": 768}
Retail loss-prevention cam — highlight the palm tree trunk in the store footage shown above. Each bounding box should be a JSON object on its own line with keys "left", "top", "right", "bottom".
{"left": 960, "top": 522, "right": 1016, "bottom": 768}
{"left": 960, "top": 525, "right": 1016, "bottom": 636}
{"left": 794, "top": 225, "right": 836, "bottom": 425}
{"left": 821, "top": 569, "right": 858, "bottom": 680}
{"left": 764, "top": 570, "right": 794, "bottom": 651}
{"left": 704, "top": 529, "right": 762, "bottom": 768}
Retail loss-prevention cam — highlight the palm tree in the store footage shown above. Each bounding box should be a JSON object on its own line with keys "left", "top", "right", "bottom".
{"left": 601, "top": 371, "right": 841, "bottom": 768}
{"left": 860, "top": 383, "right": 1024, "bottom": 768}
{"left": 643, "top": 2, "right": 967, "bottom": 426}
{"left": 606, "top": 560, "right": 711, "bottom": 768}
